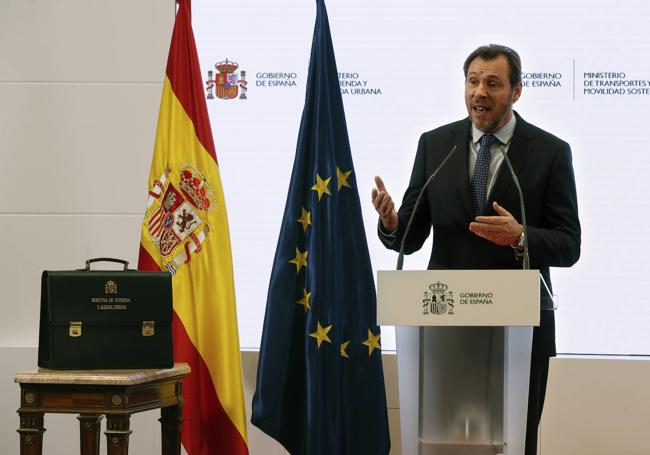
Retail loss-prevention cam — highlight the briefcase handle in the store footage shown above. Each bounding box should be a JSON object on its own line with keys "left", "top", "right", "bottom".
{"left": 84, "top": 258, "right": 130, "bottom": 271}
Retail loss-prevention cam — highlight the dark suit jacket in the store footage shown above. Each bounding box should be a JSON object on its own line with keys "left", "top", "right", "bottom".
{"left": 379, "top": 112, "right": 581, "bottom": 358}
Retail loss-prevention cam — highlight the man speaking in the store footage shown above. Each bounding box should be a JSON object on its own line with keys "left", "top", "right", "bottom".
{"left": 372, "top": 44, "right": 581, "bottom": 454}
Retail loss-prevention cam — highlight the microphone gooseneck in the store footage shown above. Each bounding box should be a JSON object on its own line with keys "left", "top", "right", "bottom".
{"left": 499, "top": 148, "right": 530, "bottom": 270}
{"left": 500, "top": 149, "right": 557, "bottom": 309}
{"left": 396, "top": 145, "right": 457, "bottom": 270}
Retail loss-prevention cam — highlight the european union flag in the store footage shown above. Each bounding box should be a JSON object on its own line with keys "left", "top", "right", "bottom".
{"left": 251, "top": 1, "right": 390, "bottom": 454}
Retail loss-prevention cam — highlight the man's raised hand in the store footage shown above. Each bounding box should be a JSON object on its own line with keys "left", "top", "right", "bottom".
{"left": 371, "top": 176, "right": 399, "bottom": 232}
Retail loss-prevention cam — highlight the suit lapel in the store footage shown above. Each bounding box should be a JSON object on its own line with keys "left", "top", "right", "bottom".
{"left": 446, "top": 119, "right": 473, "bottom": 218}
{"left": 489, "top": 113, "right": 534, "bottom": 207}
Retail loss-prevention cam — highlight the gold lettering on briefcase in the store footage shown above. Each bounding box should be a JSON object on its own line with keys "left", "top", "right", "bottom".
{"left": 105, "top": 280, "right": 118, "bottom": 294}
{"left": 142, "top": 321, "right": 155, "bottom": 336}
{"left": 91, "top": 296, "right": 130, "bottom": 310}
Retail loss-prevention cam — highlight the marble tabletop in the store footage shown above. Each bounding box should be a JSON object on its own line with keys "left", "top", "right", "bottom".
{"left": 15, "top": 363, "right": 190, "bottom": 385}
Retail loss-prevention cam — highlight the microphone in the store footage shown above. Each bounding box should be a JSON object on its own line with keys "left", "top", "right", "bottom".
{"left": 397, "top": 145, "right": 457, "bottom": 270}
{"left": 498, "top": 149, "right": 530, "bottom": 270}
{"left": 500, "top": 150, "right": 557, "bottom": 310}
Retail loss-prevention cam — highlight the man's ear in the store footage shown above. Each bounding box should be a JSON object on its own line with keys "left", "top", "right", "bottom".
{"left": 512, "top": 82, "right": 523, "bottom": 103}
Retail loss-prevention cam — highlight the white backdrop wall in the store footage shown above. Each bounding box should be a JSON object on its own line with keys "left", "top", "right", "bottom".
{"left": 0, "top": 0, "right": 173, "bottom": 347}
{"left": 192, "top": 0, "right": 650, "bottom": 355}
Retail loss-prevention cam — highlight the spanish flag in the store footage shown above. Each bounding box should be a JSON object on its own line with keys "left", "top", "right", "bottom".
{"left": 138, "top": 1, "right": 248, "bottom": 454}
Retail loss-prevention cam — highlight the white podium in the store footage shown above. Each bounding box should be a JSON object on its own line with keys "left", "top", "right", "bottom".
{"left": 377, "top": 270, "right": 541, "bottom": 455}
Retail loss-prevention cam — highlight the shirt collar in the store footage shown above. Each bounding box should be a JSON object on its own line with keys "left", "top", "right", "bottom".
{"left": 471, "top": 113, "right": 517, "bottom": 145}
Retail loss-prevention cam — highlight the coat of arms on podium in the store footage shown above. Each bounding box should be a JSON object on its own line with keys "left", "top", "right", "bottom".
{"left": 422, "top": 281, "right": 455, "bottom": 316}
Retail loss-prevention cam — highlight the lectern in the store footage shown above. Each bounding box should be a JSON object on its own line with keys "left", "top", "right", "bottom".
{"left": 377, "top": 270, "right": 542, "bottom": 455}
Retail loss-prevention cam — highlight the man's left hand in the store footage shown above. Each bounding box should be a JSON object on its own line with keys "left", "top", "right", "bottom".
{"left": 469, "top": 201, "right": 523, "bottom": 246}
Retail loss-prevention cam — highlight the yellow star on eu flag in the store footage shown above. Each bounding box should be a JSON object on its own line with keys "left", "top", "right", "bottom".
{"left": 297, "top": 288, "right": 311, "bottom": 312}
{"left": 289, "top": 248, "right": 308, "bottom": 273}
{"left": 362, "top": 329, "right": 381, "bottom": 356}
{"left": 309, "top": 321, "right": 333, "bottom": 349}
{"left": 297, "top": 206, "right": 311, "bottom": 232}
{"left": 336, "top": 166, "right": 352, "bottom": 191}
{"left": 311, "top": 173, "right": 332, "bottom": 201}
{"left": 340, "top": 340, "right": 351, "bottom": 358}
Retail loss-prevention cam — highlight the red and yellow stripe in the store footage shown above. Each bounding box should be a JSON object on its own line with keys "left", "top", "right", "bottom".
{"left": 138, "top": 1, "right": 248, "bottom": 453}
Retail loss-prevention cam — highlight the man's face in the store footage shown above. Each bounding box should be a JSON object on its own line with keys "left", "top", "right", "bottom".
{"left": 464, "top": 55, "right": 522, "bottom": 133}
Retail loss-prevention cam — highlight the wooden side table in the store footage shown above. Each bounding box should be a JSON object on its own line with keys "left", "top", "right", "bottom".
{"left": 15, "top": 363, "right": 190, "bottom": 455}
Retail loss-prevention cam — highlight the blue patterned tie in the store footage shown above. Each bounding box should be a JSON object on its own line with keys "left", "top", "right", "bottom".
{"left": 471, "top": 134, "right": 496, "bottom": 216}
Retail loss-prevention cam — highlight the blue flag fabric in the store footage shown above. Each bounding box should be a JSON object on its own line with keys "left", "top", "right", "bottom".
{"left": 251, "top": 1, "right": 391, "bottom": 454}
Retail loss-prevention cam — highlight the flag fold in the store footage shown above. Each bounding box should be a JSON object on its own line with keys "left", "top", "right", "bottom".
{"left": 138, "top": 1, "right": 248, "bottom": 454}
{"left": 251, "top": 1, "right": 391, "bottom": 454}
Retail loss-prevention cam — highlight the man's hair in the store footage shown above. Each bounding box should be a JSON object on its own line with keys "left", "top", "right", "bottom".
{"left": 463, "top": 44, "right": 522, "bottom": 88}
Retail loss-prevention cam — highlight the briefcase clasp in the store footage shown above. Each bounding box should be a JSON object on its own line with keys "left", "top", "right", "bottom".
{"left": 69, "top": 321, "right": 82, "bottom": 337}
{"left": 142, "top": 321, "right": 155, "bottom": 337}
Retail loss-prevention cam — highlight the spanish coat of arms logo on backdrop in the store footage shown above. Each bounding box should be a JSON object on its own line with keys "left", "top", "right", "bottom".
{"left": 205, "top": 58, "right": 248, "bottom": 100}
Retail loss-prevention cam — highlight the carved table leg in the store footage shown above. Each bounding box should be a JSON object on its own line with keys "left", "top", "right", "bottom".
{"left": 160, "top": 404, "right": 183, "bottom": 455}
{"left": 105, "top": 415, "right": 132, "bottom": 455}
{"left": 78, "top": 414, "right": 103, "bottom": 455}
{"left": 17, "top": 411, "right": 45, "bottom": 455}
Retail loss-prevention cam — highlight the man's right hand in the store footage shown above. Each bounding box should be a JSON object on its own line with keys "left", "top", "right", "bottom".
{"left": 371, "top": 176, "right": 399, "bottom": 232}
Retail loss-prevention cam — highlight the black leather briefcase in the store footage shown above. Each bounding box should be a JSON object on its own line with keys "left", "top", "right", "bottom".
{"left": 38, "top": 258, "right": 174, "bottom": 370}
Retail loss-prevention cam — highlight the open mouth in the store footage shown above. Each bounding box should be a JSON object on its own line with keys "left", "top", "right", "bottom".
{"left": 473, "top": 105, "right": 490, "bottom": 113}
